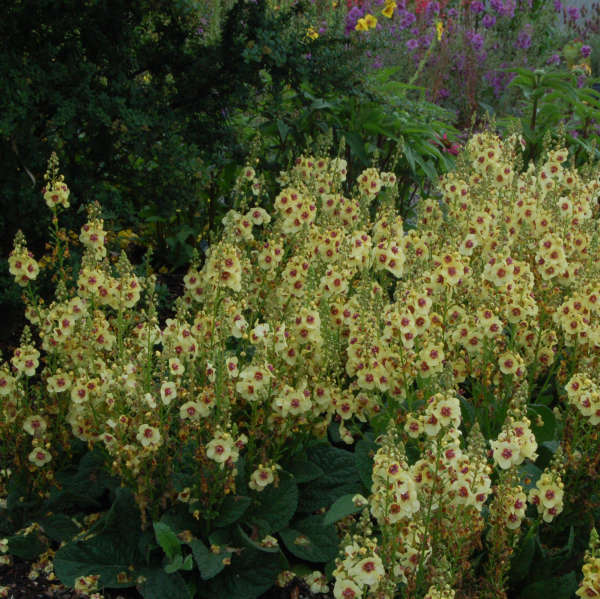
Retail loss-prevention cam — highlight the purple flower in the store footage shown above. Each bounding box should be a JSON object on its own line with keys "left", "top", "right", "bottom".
{"left": 399, "top": 10, "right": 416, "bottom": 29}
{"left": 426, "top": 1, "right": 441, "bottom": 16}
{"left": 420, "top": 32, "right": 434, "bottom": 48}
{"left": 515, "top": 26, "right": 532, "bottom": 50}
{"left": 406, "top": 38, "right": 419, "bottom": 50}
{"left": 467, "top": 31, "right": 485, "bottom": 51}
{"left": 482, "top": 14, "right": 496, "bottom": 28}
{"left": 566, "top": 5, "right": 580, "bottom": 20}
{"left": 470, "top": 1, "right": 485, "bottom": 13}
{"left": 345, "top": 6, "right": 365, "bottom": 35}
{"left": 490, "top": 0, "right": 503, "bottom": 12}
{"left": 502, "top": 0, "right": 516, "bottom": 17}
{"left": 438, "top": 88, "right": 450, "bottom": 99}
{"left": 447, "top": 7, "right": 458, "bottom": 18}
{"left": 553, "top": 0, "right": 562, "bottom": 11}
{"left": 582, "top": 45, "right": 592, "bottom": 58}
{"left": 547, "top": 53, "right": 561, "bottom": 65}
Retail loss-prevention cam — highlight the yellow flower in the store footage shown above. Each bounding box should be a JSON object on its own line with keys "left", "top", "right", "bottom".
{"left": 355, "top": 18, "right": 368, "bottom": 31}
{"left": 306, "top": 27, "right": 318, "bottom": 41}
{"left": 382, "top": 3, "right": 395, "bottom": 18}
{"left": 436, "top": 20, "right": 444, "bottom": 42}
{"left": 365, "top": 14, "right": 378, "bottom": 29}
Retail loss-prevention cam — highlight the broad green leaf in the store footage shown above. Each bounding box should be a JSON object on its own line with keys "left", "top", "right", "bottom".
{"left": 38, "top": 514, "right": 80, "bottom": 543}
{"left": 298, "top": 444, "right": 362, "bottom": 513}
{"left": 54, "top": 534, "right": 139, "bottom": 588}
{"left": 519, "top": 572, "right": 577, "bottom": 599}
{"left": 323, "top": 494, "right": 362, "bottom": 525}
{"left": 510, "top": 526, "right": 536, "bottom": 583}
{"left": 153, "top": 522, "right": 181, "bottom": 562}
{"left": 197, "top": 547, "right": 281, "bottom": 599}
{"left": 8, "top": 533, "right": 46, "bottom": 560}
{"left": 139, "top": 568, "right": 192, "bottom": 599}
{"left": 344, "top": 131, "right": 369, "bottom": 166}
{"left": 281, "top": 457, "right": 324, "bottom": 484}
{"left": 354, "top": 439, "right": 377, "bottom": 490}
{"left": 527, "top": 404, "right": 556, "bottom": 444}
{"left": 279, "top": 515, "right": 339, "bottom": 562}
{"left": 214, "top": 495, "right": 252, "bottom": 528}
{"left": 190, "top": 538, "right": 231, "bottom": 580}
{"left": 246, "top": 474, "right": 298, "bottom": 534}
{"left": 235, "top": 525, "right": 280, "bottom": 553}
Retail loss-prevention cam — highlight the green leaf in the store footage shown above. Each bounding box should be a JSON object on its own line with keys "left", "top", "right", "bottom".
{"left": 354, "top": 439, "right": 377, "bottom": 490}
{"left": 153, "top": 522, "right": 181, "bottom": 562}
{"left": 53, "top": 488, "right": 142, "bottom": 588}
{"left": 198, "top": 547, "right": 281, "bottom": 599}
{"left": 323, "top": 494, "right": 362, "bottom": 525}
{"left": 518, "top": 462, "right": 542, "bottom": 490}
{"left": 279, "top": 515, "right": 339, "bottom": 562}
{"left": 247, "top": 473, "right": 298, "bottom": 534}
{"left": 276, "top": 119, "right": 290, "bottom": 142}
{"left": 164, "top": 554, "right": 184, "bottom": 574}
{"left": 39, "top": 514, "right": 80, "bottom": 543}
{"left": 510, "top": 526, "right": 536, "bottom": 583}
{"left": 344, "top": 131, "right": 369, "bottom": 166}
{"left": 54, "top": 534, "right": 139, "bottom": 588}
{"left": 214, "top": 495, "right": 252, "bottom": 528}
{"left": 139, "top": 568, "right": 192, "bottom": 599}
{"left": 527, "top": 404, "right": 557, "bottom": 444}
{"left": 190, "top": 538, "right": 231, "bottom": 580}
{"left": 519, "top": 572, "right": 577, "bottom": 599}
{"left": 298, "top": 444, "right": 362, "bottom": 513}
{"left": 235, "top": 525, "right": 280, "bottom": 553}
{"left": 282, "top": 458, "right": 324, "bottom": 484}
{"left": 8, "top": 533, "right": 46, "bottom": 560}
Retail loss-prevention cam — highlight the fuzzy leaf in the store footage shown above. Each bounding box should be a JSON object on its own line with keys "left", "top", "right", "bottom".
{"left": 323, "top": 494, "right": 362, "bottom": 526}
{"left": 246, "top": 473, "right": 298, "bottom": 534}
{"left": 279, "top": 515, "right": 339, "bottom": 562}
{"left": 190, "top": 538, "right": 231, "bottom": 580}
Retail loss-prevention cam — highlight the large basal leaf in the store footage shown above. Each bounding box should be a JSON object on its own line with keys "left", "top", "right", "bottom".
{"left": 139, "top": 568, "right": 193, "bottom": 599}
{"left": 53, "top": 488, "right": 142, "bottom": 588}
{"left": 279, "top": 515, "right": 339, "bottom": 562}
{"left": 527, "top": 404, "right": 557, "bottom": 444}
{"left": 197, "top": 547, "right": 281, "bottom": 599}
{"left": 281, "top": 457, "right": 324, "bottom": 484}
{"left": 53, "top": 534, "right": 139, "bottom": 588}
{"left": 323, "top": 494, "right": 362, "bottom": 526}
{"left": 190, "top": 538, "right": 231, "bottom": 580}
{"left": 510, "top": 526, "right": 536, "bottom": 584}
{"left": 298, "top": 445, "right": 362, "bottom": 513}
{"left": 214, "top": 495, "right": 252, "bottom": 528}
{"left": 519, "top": 572, "right": 577, "bottom": 599}
{"left": 246, "top": 473, "right": 298, "bottom": 534}
{"left": 354, "top": 438, "right": 377, "bottom": 491}
{"left": 8, "top": 533, "right": 46, "bottom": 560}
{"left": 39, "top": 514, "right": 80, "bottom": 543}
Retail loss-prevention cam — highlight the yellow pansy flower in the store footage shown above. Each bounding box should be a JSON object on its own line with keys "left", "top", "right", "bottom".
{"left": 365, "top": 14, "right": 378, "bottom": 29}
{"left": 382, "top": 3, "right": 395, "bottom": 18}
{"left": 355, "top": 17, "right": 369, "bottom": 31}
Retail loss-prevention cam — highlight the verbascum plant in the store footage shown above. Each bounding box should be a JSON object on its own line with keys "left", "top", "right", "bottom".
{"left": 1, "top": 130, "right": 600, "bottom": 597}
